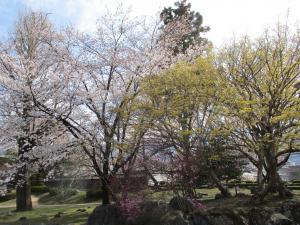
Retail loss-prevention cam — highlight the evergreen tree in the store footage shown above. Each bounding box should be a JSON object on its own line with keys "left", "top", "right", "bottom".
{"left": 160, "top": 0, "right": 209, "bottom": 54}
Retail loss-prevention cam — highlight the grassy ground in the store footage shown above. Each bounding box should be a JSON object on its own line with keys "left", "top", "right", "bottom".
{"left": 147, "top": 187, "right": 252, "bottom": 202}
{"left": 0, "top": 191, "right": 99, "bottom": 225}
{"left": 0, "top": 204, "right": 96, "bottom": 225}
{"left": 38, "top": 191, "right": 98, "bottom": 205}
{"left": 0, "top": 188, "right": 299, "bottom": 225}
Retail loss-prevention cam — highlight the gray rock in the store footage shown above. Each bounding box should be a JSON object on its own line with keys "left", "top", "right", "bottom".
{"left": 54, "top": 212, "right": 63, "bottom": 218}
{"left": 214, "top": 193, "right": 224, "bottom": 200}
{"left": 165, "top": 216, "right": 189, "bottom": 225}
{"left": 231, "top": 208, "right": 249, "bottom": 225}
{"left": 77, "top": 208, "right": 87, "bottom": 212}
{"left": 267, "top": 213, "right": 294, "bottom": 225}
{"left": 208, "top": 214, "right": 235, "bottom": 225}
{"left": 19, "top": 217, "right": 29, "bottom": 225}
{"left": 169, "top": 196, "right": 195, "bottom": 214}
{"left": 249, "top": 207, "right": 273, "bottom": 225}
{"left": 281, "top": 200, "right": 300, "bottom": 223}
{"left": 189, "top": 211, "right": 211, "bottom": 225}
{"left": 87, "top": 204, "right": 127, "bottom": 225}
{"left": 134, "top": 201, "right": 188, "bottom": 225}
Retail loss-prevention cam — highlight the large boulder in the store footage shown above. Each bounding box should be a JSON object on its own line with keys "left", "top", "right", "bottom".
{"left": 169, "top": 196, "right": 195, "bottom": 214}
{"left": 267, "top": 213, "right": 294, "bottom": 225}
{"left": 87, "top": 204, "right": 127, "bottom": 225}
{"left": 249, "top": 207, "right": 273, "bottom": 225}
{"left": 208, "top": 214, "right": 235, "bottom": 225}
{"left": 190, "top": 208, "right": 249, "bottom": 225}
{"left": 189, "top": 211, "right": 211, "bottom": 225}
{"left": 134, "top": 201, "right": 189, "bottom": 225}
{"left": 87, "top": 199, "right": 300, "bottom": 225}
{"left": 281, "top": 200, "right": 300, "bottom": 223}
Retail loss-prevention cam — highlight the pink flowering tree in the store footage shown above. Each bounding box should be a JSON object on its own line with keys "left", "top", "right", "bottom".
{"left": 0, "top": 12, "right": 74, "bottom": 211}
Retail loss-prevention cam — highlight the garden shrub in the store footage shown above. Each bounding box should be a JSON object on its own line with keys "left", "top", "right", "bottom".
{"left": 49, "top": 187, "right": 78, "bottom": 197}
{"left": 86, "top": 189, "right": 103, "bottom": 200}
{"left": 31, "top": 185, "right": 49, "bottom": 194}
{"left": 0, "top": 191, "right": 15, "bottom": 202}
{"left": 291, "top": 180, "right": 300, "bottom": 184}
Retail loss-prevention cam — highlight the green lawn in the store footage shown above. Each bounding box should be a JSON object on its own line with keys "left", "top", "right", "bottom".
{"left": 0, "top": 188, "right": 298, "bottom": 225}
{"left": 0, "top": 191, "right": 99, "bottom": 225}
{"left": 38, "top": 191, "right": 98, "bottom": 205}
{"left": 0, "top": 204, "right": 96, "bottom": 225}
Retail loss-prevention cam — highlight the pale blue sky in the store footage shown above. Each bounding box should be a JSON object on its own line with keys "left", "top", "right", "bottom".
{"left": 1, "top": 0, "right": 300, "bottom": 47}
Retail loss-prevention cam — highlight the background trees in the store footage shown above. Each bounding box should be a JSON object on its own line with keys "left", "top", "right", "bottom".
{"left": 160, "top": 0, "right": 209, "bottom": 54}
{"left": 218, "top": 24, "right": 300, "bottom": 201}
{"left": 140, "top": 56, "right": 234, "bottom": 197}
{"left": 24, "top": 4, "right": 206, "bottom": 205}
{"left": 1, "top": 1, "right": 300, "bottom": 212}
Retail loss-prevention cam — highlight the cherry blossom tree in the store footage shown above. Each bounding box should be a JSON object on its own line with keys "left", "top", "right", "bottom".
{"left": 0, "top": 12, "right": 73, "bottom": 211}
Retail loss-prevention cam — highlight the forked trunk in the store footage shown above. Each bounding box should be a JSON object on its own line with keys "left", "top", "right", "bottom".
{"left": 253, "top": 165, "right": 292, "bottom": 202}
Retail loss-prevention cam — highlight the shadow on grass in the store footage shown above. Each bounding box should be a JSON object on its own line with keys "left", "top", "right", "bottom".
{"left": 38, "top": 191, "right": 98, "bottom": 205}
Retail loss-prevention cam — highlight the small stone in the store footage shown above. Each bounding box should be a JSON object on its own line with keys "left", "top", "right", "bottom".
{"left": 19, "top": 217, "right": 29, "bottom": 225}
{"left": 267, "top": 213, "right": 294, "bottom": 225}
{"left": 77, "top": 208, "right": 87, "bottom": 212}
{"left": 54, "top": 212, "right": 63, "bottom": 218}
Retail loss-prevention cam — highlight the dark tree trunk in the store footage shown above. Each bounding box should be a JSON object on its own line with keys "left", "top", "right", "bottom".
{"left": 209, "top": 168, "right": 231, "bottom": 197}
{"left": 102, "top": 141, "right": 111, "bottom": 205}
{"left": 253, "top": 161, "right": 293, "bottom": 202}
{"left": 256, "top": 161, "right": 264, "bottom": 193}
{"left": 275, "top": 172, "right": 293, "bottom": 197}
{"left": 16, "top": 134, "right": 33, "bottom": 211}
{"left": 16, "top": 166, "right": 32, "bottom": 211}
{"left": 16, "top": 95, "right": 33, "bottom": 211}
{"left": 144, "top": 166, "right": 159, "bottom": 188}
{"left": 101, "top": 177, "right": 110, "bottom": 205}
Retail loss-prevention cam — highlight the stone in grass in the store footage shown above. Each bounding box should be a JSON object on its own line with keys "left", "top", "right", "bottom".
{"left": 77, "top": 208, "right": 87, "bottom": 212}
{"left": 54, "top": 212, "right": 63, "bottom": 218}
{"left": 267, "top": 213, "right": 294, "bottom": 225}
{"left": 19, "top": 217, "right": 29, "bottom": 225}
{"left": 169, "top": 196, "right": 195, "bottom": 214}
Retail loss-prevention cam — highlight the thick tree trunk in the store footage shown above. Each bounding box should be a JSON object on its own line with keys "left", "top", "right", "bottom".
{"left": 16, "top": 166, "right": 32, "bottom": 211}
{"left": 253, "top": 165, "right": 293, "bottom": 202}
{"left": 274, "top": 171, "right": 293, "bottom": 198}
{"left": 16, "top": 134, "right": 33, "bottom": 211}
{"left": 101, "top": 177, "right": 110, "bottom": 205}
{"left": 209, "top": 168, "right": 231, "bottom": 197}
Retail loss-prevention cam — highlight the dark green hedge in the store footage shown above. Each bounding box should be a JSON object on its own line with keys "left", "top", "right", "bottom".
{"left": 287, "top": 185, "right": 300, "bottom": 190}
{"left": 0, "top": 192, "right": 15, "bottom": 202}
{"left": 49, "top": 187, "right": 78, "bottom": 197}
{"left": 86, "top": 190, "right": 102, "bottom": 200}
{"left": 31, "top": 185, "right": 49, "bottom": 194}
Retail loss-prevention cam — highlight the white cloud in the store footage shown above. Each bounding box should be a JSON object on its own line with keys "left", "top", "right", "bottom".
{"left": 20, "top": 0, "right": 300, "bottom": 47}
